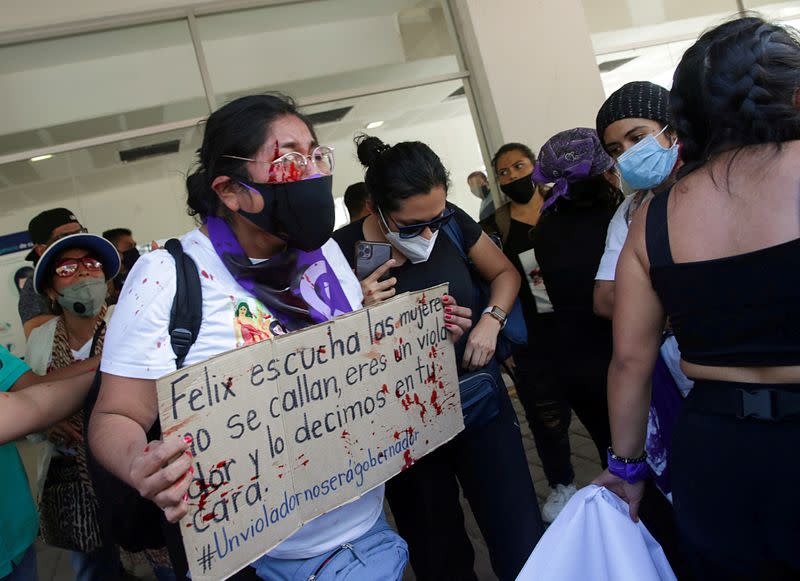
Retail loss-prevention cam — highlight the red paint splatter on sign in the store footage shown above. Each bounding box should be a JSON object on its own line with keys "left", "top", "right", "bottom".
{"left": 402, "top": 450, "right": 415, "bottom": 471}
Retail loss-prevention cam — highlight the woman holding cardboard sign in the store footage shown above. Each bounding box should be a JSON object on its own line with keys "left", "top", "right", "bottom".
{"left": 90, "top": 94, "right": 468, "bottom": 580}
{"left": 332, "top": 135, "right": 543, "bottom": 581}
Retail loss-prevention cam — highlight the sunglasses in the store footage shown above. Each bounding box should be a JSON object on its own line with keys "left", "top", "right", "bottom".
{"left": 384, "top": 207, "right": 456, "bottom": 239}
{"left": 54, "top": 257, "right": 103, "bottom": 278}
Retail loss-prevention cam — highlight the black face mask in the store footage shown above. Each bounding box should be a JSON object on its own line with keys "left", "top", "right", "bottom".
{"left": 113, "top": 247, "right": 141, "bottom": 291}
{"left": 237, "top": 175, "right": 335, "bottom": 252}
{"left": 121, "top": 247, "right": 140, "bottom": 271}
{"left": 499, "top": 175, "right": 535, "bottom": 204}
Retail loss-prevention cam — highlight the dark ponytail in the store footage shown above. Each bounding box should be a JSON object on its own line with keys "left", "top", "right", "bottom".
{"left": 186, "top": 93, "right": 316, "bottom": 220}
{"left": 670, "top": 15, "right": 800, "bottom": 176}
{"left": 355, "top": 134, "right": 450, "bottom": 213}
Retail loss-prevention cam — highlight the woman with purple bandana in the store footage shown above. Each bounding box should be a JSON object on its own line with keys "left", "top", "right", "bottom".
{"left": 529, "top": 128, "right": 620, "bottom": 467}
{"left": 89, "top": 94, "right": 423, "bottom": 580}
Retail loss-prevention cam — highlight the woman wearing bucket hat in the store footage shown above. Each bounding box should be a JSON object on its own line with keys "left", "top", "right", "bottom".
{"left": 530, "top": 128, "right": 621, "bottom": 469}
{"left": 25, "top": 233, "right": 123, "bottom": 580}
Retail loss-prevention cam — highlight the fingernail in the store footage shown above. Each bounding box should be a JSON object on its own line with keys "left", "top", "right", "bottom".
{"left": 185, "top": 450, "right": 193, "bottom": 458}
{"left": 183, "top": 435, "right": 192, "bottom": 444}
{"left": 183, "top": 493, "right": 189, "bottom": 503}
{"left": 444, "top": 314, "right": 453, "bottom": 320}
{"left": 445, "top": 306, "right": 453, "bottom": 313}
{"left": 189, "top": 466, "right": 194, "bottom": 474}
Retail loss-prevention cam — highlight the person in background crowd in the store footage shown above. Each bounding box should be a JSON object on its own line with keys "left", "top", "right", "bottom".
{"left": 89, "top": 94, "right": 413, "bottom": 581}
{"left": 596, "top": 16, "right": 800, "bottom": 578}
{"left": 343, "top": 181, "right": 371, "bottom": 222}
{"left": 466, "top": 170, "right": 495, "bottom": 222}
{"left": 488, "top": 142, "right": 576, "bottom": 523}
{"left": 0, "top": 348, "right": 99, "bottom": 581}
{"left": 19, "top": 208, "right": 87, "bottom": 338}
{"left": 530, "top": 128, "right": 620, "bottom": 466}
{"left": 13, "top": 267, "right": 33, "bottom": 295}
{"left": 333, "top": 134, "right": 542, "bottom": 581}
{"left": 25, "top": 233, "right": 121, "bottom": 580}
{"left": 102, "top": 228, "right": 143, "bottom": 303}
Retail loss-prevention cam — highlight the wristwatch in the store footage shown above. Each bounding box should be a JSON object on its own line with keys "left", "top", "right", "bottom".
{"left": 482, "top": 306, "right": 507, "bottom": 329}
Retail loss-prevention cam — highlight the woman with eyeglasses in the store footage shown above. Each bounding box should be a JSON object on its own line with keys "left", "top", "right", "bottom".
{"left": 25, "top": 232, "right": 123, "bottom": 580}
{"left": 89, "top": 94, "right": 411, "bottom": 581}
{"left": 333, "top": 135, "right": 543, "bottom": 581}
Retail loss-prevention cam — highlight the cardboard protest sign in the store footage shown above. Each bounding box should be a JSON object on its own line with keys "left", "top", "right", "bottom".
{"left": 156, "top": 284, "right": 463, "bottom": 580}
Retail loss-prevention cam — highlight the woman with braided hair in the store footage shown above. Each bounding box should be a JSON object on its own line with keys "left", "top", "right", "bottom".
{"left": 594, "top": 15, "right": 800, "bottom": 579}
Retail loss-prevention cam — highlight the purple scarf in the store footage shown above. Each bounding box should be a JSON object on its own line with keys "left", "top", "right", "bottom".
{"left": 206, "top": 216, "right": 353, "bottom": 331}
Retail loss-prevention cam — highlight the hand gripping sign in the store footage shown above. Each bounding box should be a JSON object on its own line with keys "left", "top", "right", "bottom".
{"left": 156, "top": 284, "right": 463, "bottom": 580}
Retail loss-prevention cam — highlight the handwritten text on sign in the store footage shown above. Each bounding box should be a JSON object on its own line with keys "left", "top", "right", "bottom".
{"left": 156, "top": 285, "right": 463, "bottom": 581}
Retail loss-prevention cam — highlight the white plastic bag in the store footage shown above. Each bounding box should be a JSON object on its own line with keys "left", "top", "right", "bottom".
{"left": 516, "top": 485, "right": 677, "bottom": 581}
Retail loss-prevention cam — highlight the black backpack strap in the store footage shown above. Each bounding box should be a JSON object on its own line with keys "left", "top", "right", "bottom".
{"left": 164, "top": 239, "right": 202, "bottom": 369}
{"left": 645, "top": 188, "right": 675, "bottom": 267}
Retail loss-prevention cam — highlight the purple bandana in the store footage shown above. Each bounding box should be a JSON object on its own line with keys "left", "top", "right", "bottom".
{"left": 532, "top": 128, "right": 614, "bottom": 212}
{"left": 206, "top": 215, "right": 353, "bottom": 331}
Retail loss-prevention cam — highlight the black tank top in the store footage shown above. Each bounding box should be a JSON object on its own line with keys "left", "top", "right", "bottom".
{"left": 646, "top": 189, "right": 800, "bottom": 367}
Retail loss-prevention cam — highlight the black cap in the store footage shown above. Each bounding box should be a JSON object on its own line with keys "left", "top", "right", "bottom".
{"left": 596, "top": 81, "right": 671, "bottom": 144}
{"left": 26, "top": 208, "right": 80, "bottom": 263}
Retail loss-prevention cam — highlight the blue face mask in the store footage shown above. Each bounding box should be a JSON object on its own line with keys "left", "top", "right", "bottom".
{"left": 616, "top": 126, "right": 679, "bottom": 191}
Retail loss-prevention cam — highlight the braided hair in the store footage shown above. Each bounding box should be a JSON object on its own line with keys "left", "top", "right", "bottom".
{"left": 670, "top": 15, "right": 800, "bottom": 177}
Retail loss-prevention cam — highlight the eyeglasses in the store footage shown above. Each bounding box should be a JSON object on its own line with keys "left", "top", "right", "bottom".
{"left": 222, "top": 146, "right": 335, "bottom": 183}
{"left": 47, "top": 227, "right": 88, "bottom": 246}
{"left": 382, "top": 207, "right": 456, "bottom": 239}
{"left": 496, "top": 159, "right": 531, "bottom": 179}
{"left": 54, "top": 257, "right": 103, "bottom": 278}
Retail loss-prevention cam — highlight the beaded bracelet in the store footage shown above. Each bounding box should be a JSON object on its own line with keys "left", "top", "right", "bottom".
{"left": 607, "top": 447, "right": 647, "bottom": 464}
{"left": 607, "top": 447, "right": 649, "bottom": 484}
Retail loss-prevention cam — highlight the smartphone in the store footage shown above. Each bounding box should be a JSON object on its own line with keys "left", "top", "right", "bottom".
{"left": 356, "top": 241, "right": 393, "bottom": 281}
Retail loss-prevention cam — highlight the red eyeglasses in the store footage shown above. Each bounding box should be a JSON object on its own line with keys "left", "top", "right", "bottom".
{"left": 54, "top": 257, "right": 103, "bottom": 278}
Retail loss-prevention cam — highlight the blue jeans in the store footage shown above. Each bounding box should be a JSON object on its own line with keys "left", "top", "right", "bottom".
{"left": 385, "top": 383, "right": 543, "bottom": 581}
{"left": 1, "top": 545, "right": 37, "bottom": 581}
{"left": 70, "top": 545, "right": 121, "bottom": 581}
{"left": 253, "top": 513, "right": 407, "bottom": 580}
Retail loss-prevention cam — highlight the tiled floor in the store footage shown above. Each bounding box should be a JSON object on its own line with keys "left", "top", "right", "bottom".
{"left": 36, "top": 389, "right": 602, "bottom": 580}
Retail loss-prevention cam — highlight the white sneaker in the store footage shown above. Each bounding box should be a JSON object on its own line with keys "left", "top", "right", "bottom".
{"left": 542, "top": 483, "right": 577, "bottom": 523}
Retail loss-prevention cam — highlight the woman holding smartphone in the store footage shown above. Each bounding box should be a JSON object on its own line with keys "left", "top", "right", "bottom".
{"left": 333, "top": 135, "right": 543, "bottom": 581}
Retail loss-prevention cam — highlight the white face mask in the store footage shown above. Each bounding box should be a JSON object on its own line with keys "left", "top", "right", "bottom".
{"left": 378, "top": 208, "right": 439, "bottom": 264}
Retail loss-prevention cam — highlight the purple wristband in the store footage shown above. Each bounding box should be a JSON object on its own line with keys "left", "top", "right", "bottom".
{"left": 607, "top": 449, "right": 650, "bottom": 484}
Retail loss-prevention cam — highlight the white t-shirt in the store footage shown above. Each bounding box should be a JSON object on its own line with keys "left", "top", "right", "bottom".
{"left": 595, "top": 191, "right": 653, "bottom": 281}
{"left": 593, "top": 192, "right": 693, "bottom": 395}
{"left": 101, "top": 228, "right": 384, "bottom": 560}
